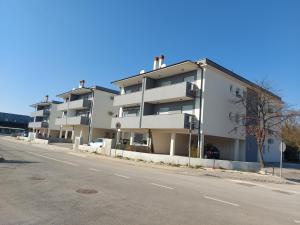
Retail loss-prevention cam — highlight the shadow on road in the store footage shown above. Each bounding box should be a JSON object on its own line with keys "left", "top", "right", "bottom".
{"left": 0, "top": 159, "right": 40, "bottom": 164}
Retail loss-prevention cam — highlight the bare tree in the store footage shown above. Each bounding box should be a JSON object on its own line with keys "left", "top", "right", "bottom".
{"left": 230, "top": 80, "right": 300, "bottom": 168}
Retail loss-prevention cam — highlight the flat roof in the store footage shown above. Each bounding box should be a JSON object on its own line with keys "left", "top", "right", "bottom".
{"left": 30, "top": 100, "right": 62, "bottom": 108}
{"left": 57, "top": 85, "right": 119, "bottom": 98}
{"left": 112, "top": 60, "right": 199, "bottom": 87}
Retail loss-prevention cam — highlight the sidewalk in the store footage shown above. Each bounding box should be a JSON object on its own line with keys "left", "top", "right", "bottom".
{"left": 1, "top": 135, "right": 299, "bottom": 185}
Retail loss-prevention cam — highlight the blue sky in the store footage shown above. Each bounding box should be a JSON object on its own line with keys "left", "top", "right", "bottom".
{"left": 0, "top": 0, "right": 299, "bottom": 115}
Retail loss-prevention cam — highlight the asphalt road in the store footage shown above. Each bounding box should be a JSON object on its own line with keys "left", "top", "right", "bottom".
{"left": 0, "top": 138, "right": 300, "bottom": 225}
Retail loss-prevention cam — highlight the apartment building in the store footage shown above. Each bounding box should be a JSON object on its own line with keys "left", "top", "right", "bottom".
{"left": 55, "top": 80, "right": 119, "bottom": 144}
{"left": 111, "top": 56, "right": 282, "bottom": 163}
{"left": 28, "top": 95, "right": 62, "bottom": 138}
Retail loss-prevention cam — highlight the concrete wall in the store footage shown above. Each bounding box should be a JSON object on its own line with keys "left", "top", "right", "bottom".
{"left": 202, "top": 67, "right": 245, "bottom": 140}
{"left": 92, "top": 90, "right": 117, "bottom": 129}
{"left": 152, "top": 131, "right": 170, "bottom": 154}
{"left": 108, "top": 149, "right": 260, "bottom": 172}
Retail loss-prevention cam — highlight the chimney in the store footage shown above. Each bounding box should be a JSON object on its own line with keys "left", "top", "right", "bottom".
{"left": 158, "top": 55, "right": 164, "bottom": 68}
{"left": 79, "top": 80, "right": 85, "bottom": 88}
{"left": 153, "top": 56, "right": 159, "bottom": 70}
{"left": 44, "top": 95, "right": 49, "bottom": 102}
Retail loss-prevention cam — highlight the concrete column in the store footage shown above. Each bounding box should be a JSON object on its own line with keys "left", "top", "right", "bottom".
{"left": 129, "top": 132, "right": 134, "bottom": 145}
{"left": 65, "top": 130, "right": 68, "bottom": 139}
{"left": 59, "top": 129, "right": 63, "bottom": 139}
{"left": 170, "top": 133, "right": 176, "bottom": 156}
{"left": 47, "top": 129, "right": 51, "bottom": 138}
{"left": 199, "top": 133, "right": 205, "bottom": 158}
{"left": 71, "top": 130, "right": 75, "bottom": 141}
{"left": 234, "top": 139, "right": 240, "bottom": 161}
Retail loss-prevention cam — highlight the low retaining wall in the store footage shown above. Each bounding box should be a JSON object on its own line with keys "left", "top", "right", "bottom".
{"left": 77, "top": 145, "right": 260, "bottom": 172}
{"left": 31, "top": 138, "right": 49, "bottom": 144}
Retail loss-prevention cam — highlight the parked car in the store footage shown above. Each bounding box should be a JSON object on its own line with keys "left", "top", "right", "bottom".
{"left": 89, "top": 138, "right": 105, "bottom": 148}
{"left": 204, "top": 144, "right": 220, "bottom": 159}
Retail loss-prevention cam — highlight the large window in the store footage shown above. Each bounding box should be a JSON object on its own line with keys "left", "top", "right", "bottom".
{"left": 182, "top": 104, "right": 194, "bottom": 114}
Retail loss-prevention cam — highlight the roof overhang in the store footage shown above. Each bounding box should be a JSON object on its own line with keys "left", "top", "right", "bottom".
{"left": 112, "top": 61, "right": 199, "bottom": 87}
{"left": 57, "top": 87, "right": 92, "bottom": 99}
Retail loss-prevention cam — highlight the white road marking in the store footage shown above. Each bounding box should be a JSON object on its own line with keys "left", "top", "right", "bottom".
{"left": 68, "top": 152, "right": 87, "bottom": 158}
{"left": 204, "top": 196, "right": 239, "bottom": 207}
{"left": 89, "top": 168, "right": 101, "bottom": 172}
{"left": 27, "top": 152, "right": 78, "bottom": 166}
{"left": 150, "top": 183, "right": 174, "bottom": 190}
{"left": 294, "top": 220, "right": 300, "bottom": 224}
{"left": 114, "top": 173, "right": 130, "bottom": 179}
{"left": 229, "top": 179, "right": 300, "bottom": 194}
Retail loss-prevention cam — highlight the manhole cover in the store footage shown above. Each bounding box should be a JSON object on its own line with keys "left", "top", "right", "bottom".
{"left": 272, "top": 189, "right": 293, "bottom": 195}
{"left": 76, "top": 189, "right": 98, "bottom": 194}
{"left": 29, "top": 176, "right": 45, "bottom": 181}
{"left": 236, "top": 182, "right": 256, "bottom": 187}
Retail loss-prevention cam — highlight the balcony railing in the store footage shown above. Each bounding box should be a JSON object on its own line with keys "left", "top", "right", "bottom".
{"left": 111, "top": 116, "right": 140, "bottom": 129}
{"left": 142, "top": 113, "right": 194, "bottom": 129}
{"left": 110, "top": 113, "right": 194, "bottom": 130}
{"left": 30, "top": 109, "right": 49, "bottom": 117}
{"left": 28, "top": 121, "right": 49, "bottom": 129}
{"left": 57, "top": 99, "right": 91, "bottom": 111}
{"left": 113, "top": 91, "right": 142, "bottom": 107}
{"left": 143, "top": 82, "right": 195, "bottom": 104}
{"left": 55, "top": 116, "right": 89, "bottom": 126}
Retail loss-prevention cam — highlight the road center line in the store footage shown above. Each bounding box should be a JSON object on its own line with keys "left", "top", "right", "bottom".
{"left": 204, "top": 196, "right": 239, "bottom": 207}
{"left": 114, "top": 173, "right": 130, "bottom": 179}
{"left": 295, "top": 220, "right": 300, "bottom": 224}
{"left": 150, "top": 183, "right": 174, "bottom": 190}
{"left": 89, "top": 168, "right": 101, "bottom": 172}
{"left": 27, "top": 152, "right": 78, "bottom": 166}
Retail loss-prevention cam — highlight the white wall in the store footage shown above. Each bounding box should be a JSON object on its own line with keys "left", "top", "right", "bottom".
{"left": 202, "top": 67, "right": 246, "bottom": 140}
{"left": 152, "top": 131, "right": 170, "bottom": 154}
{"left": 48, "top": 104, "right": 62, "bottom": 131}
{"left": 92, "top": 90, "right": 117, "bottom": 129}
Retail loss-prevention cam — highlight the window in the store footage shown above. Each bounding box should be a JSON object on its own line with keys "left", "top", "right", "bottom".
{"left": 182, "top": 104, "right": 194, "bottom": 114}
{"left": 133, "top": 133, "right": 148, "bottom": 146}
{"left": 184, "top": 75, "right": 195, "bottom": 83}
{"left": 123, "top": 108, "right": 140, "bottom": 117}
{"left": 229, "top": 85, "right": 233, "bottom": 93}
{"left": 159, "top": 107, "right": 169, "bottom": 115}
{"left": 160, "top": 80, "right": 172, "bottom": 87}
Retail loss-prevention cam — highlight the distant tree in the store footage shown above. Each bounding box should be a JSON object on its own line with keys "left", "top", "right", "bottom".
{"left": 230, "top": 80, "right": 300, "bottom": 168}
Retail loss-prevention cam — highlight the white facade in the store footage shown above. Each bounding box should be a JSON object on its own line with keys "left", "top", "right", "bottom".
{"left": 111, "top": 57, "right": 282, "bottom": 163}
{"left": 55, "top": 84, "right": 119, "bottom": 144}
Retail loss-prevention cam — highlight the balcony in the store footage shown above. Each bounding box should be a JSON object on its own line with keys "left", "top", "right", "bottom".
{"left": 55, "top": 116, "right": 90, "bottom": 126}
{"left": 113, "top": 91, "right": 142, "bottom": 107}
{"left": 111, "top": 116, "right": 140, "bottom": 129}
{"left": 57, "top": 99, "right": 91, "bottom": 111}
{"left": 141, "top": 113, "right": 193, "bottom": 129}
{"left": 28, "top": 121, "right": 48, "bottom": 129}
{"left": 144, "top": 82, "right": 195, "bottom": 104}
{"left": 30, "top": 109, "right": 49, "bottom": 117}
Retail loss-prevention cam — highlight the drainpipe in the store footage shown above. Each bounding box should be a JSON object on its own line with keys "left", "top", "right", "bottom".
{"left": 197, "top": 64, "right": 204, "bottom": 158}
{"left": 139, "top": 77, "right": 147, "bottom": 128}
{"left": 88, "top": 89, "right": 94, "bottom": 143}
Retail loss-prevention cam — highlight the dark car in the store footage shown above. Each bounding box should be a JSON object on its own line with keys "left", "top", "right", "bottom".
{"left": 204, "top": 144, "right": 220, "bottom": 159}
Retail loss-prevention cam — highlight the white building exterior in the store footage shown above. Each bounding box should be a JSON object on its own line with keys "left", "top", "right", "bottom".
{"left": 111, "top": 56, "right": 282, "bottom": 163}
{"left": 28, "top": 95, "right": 62, "bottom": 138}
{"left": 55, "top": 81, "right": 119, "bottom": 144}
